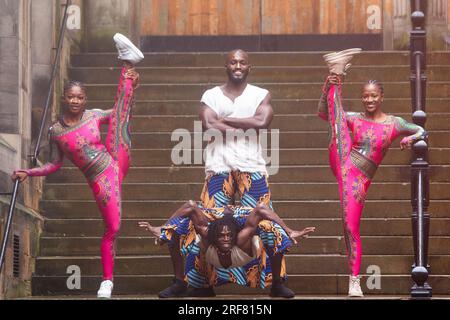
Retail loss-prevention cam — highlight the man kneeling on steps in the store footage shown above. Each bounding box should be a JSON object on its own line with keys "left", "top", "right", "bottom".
{"left": 139, "top": 201, "right": 315, "bottom": 298}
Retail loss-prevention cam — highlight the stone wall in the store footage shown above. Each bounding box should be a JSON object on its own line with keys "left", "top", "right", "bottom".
{"left": 0, "top": 0, "right": 82, "bottom": 299}
{"left": 0, "top": 0, "right": 43, "bottom": 299}
{"left": 427, "top": 0, "right": 448, "bottom": 50}
{"left": 388, "top": 0, "right": 448, "bottom": 50}
{"left": 0, "top": 198, "right": 44, "bottom": 299}
{"left": 83, "top": 0, "right": 131, "bottom": 52}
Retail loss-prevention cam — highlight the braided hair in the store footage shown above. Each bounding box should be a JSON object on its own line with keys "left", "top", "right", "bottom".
{"left": 364, "top": 79, "right": 384, "bottom": 95}
{"left": 207, "top": 207, "right": 242, "bottom": 248}
{"left": 63, "top": 80, "right": 86, "bottom": 96}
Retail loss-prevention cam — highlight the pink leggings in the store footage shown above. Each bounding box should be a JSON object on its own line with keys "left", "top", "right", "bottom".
{"left": 90, "top": 67, "right": 134, "bottom": 280}
{"left": 326, "top": 84, "right": 370, "bottom": 276}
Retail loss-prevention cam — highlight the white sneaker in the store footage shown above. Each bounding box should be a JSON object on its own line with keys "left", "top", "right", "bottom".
{"left": 323, "top": 48, "right": 362, "bottom": 62}
{"left": 348, "top": 275, "right": 364, "bottom": 297}
{"left": 323, "top": 51, "right": 338, "bottom": 60}
{"left": 323, "top": 48, "right": 362, "bottom": 75}
{"left": 113, "top": 33, "right": 144, "bottom": 65}
{"left": 97, "top": 280, "right": 114, "bottom": 299}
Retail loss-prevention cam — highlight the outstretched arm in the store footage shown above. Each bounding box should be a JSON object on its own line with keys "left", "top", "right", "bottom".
{"left": 12, "top": 136, "right": 63, "bottom": 181}
{"left": 222, "top": 93, "right": 274, "bottom": 130}
{"left": 236, "top": 204, "right": 315, "bottom": 251}
{"left": 395, "top": 117, "right": 427, "bottom": 150}
{"left": 139, "top": 200, "right": 210, "bottom": 239}
{"left": 317, "top": 92, "right": 329, "bottom": 121}
{"left": 318, "top": 75, "right": 342, "bottom": 121}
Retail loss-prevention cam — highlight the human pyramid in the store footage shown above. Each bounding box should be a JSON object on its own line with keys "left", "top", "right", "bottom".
{"left": 12, "top": 34, "right": 426, "bottom": 299}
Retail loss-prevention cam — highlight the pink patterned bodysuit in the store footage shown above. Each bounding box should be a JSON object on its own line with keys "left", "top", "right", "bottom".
{"left": 18, "top": 67, "right": 134, "bottom": 280}
{"left": 318, "top": 83, "right": 426, "bottom": 276}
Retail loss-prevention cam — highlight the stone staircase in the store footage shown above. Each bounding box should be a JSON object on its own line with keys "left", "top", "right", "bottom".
{"left": 31, "top": 51, "right": 450, "bottom": 296}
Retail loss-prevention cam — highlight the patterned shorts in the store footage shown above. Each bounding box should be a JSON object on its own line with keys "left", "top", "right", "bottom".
{"left": 200, "top": 171, "right": 273, "bottom": 209}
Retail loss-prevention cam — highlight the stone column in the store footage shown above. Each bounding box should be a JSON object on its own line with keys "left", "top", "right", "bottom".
{"left": 84, "top": 0, "right": 131, "bottom": 52}
{"left": 427, "top": 0, "right": 447, "bottom": 50}
{"left": 392, "top": 0, "right": 412, "bottom": 49}
{"left": 383, "top": 0, "right": 395, "bottom": 50}
{"left": 0, "top": 0, "right": 32, "bottom": 191}
{"left": 0, "top": 0, "right": 44, "bottom": 299}
{"left": 30, "top": 0, "right": 55, "bottom": 145}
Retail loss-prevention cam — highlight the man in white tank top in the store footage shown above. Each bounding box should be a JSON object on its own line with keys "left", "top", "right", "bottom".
{"left": 147, "top": 50, "right": 294, "bottom": 298}
{"left": 199, "top": 49, "right": 274, "bottom": 210}
{"left": 194, "top": 49, "right": 290, "bottom": 296}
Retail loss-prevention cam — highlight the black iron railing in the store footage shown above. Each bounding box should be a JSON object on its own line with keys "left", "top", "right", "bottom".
{"left": 0, "top": 0, "right": 71, "bottom": 276}
{"left": 409, "top": 0, "right": 432, "bottom": 298}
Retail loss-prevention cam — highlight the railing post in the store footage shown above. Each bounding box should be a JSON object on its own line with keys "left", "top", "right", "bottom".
{"left": 409, "top": 0, "right": 432, "bottom": 298}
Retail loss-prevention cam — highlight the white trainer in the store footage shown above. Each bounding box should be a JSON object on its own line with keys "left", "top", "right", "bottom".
{"left": 323, "top": 48, "right": 362, "bottom": 75}
{"left": 323, "top": 48, "right": 362, "bottom": 62}
{"left": 113, "top": 33, "right": 144, "bottom": 65}
{"left": 348, "top": 275, "right": 364, "bottom": 297}
{"left": 97, "top": 280, "right": 114, "bottom": 299}
{"left": 323, "top": 51, "right": 338, "bottom": 60}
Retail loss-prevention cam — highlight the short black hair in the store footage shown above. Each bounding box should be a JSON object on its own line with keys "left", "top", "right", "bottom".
{"left": 207, "top": 209, "right": 242, "bottom": 247}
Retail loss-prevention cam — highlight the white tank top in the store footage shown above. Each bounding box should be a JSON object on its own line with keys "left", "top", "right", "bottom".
{"left": 200, "top": 84, "right": 269, "bottom": 175}
{"left": 204, "top": 235, "right": 262, "bottom": 269}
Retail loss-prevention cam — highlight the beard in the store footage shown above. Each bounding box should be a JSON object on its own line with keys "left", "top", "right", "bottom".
{"left": 227, "top": 69, "right": 248, "bottom": 84}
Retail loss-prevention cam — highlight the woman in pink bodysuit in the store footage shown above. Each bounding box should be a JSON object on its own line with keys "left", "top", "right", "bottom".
{"left": 318, "top": 70, "right": 426, "bottom": 296}
{"left": 12, "top": 34, "right": 143, "bottom": 298}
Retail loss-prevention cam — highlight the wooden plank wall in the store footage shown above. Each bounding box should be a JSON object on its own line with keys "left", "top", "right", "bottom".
{"left": 264, "top": 0, "right": 383, "bottom": 34}
{"left": 140, "top": 0, "right": 261, "bottom": 35}
{"left": 140, "top": 0, "right": 383, "bottom": 36}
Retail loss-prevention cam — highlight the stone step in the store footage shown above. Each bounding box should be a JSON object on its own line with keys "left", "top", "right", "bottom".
{"left": 87, "top": 98, "right": 450, "bottom": 115}
{"left": 34, "top": 254, "right": 450, "bottom": 276}
{"left": 68, "top": 66, "right": 450, "bottom": 83}
{"left": 39, "top": 199, "right": 450, "bottom": 219}
{"left": 84, "top": 82, "right": 450, "bottom": 100}
{"left": 71, "top": 51, "right": 450, "bottom": 68}
{"left": 85, "top": 114, "right": 450, "bottom": 132}
{"left": 41, "top": 217, "right": 449, "bottom": 237}
{"left": 47, "top": 165, "right": 450, "bottom": 184}
{"left": 38, "top": 237, "right": 345, "bottom": 256}
{"left": 38, "top": 234, "right": 450, "bottom": 256}
{"left": 52, "top": 148, "right": 450, "bottom": 167}
{"left": 30, "top": 274, "right": 450, "bottom": 296}
{"left": 33, "top": 49, "right": 450, "bottom": 299}
{"left": 84, "top": 131, "right": 447, "bottom": 149}
{"left": 15, "top": 294, "right": 419, "bottom": 299}
{"left": 42, "top": 182, "right": 450, "bottom": 201}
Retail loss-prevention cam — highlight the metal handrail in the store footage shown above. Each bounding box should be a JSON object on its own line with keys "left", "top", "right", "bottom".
{"left": 0, "top": 0, "right": 71, "bottom": 276}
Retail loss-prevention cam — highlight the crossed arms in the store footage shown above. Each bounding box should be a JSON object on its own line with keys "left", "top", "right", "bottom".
{"left": 199, "top": 93, "right": 274, "bottom": 133}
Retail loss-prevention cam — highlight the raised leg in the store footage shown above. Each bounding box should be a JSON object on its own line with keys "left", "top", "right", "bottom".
{"left": 105, "top": 65, "right": 135, "bottom": 182}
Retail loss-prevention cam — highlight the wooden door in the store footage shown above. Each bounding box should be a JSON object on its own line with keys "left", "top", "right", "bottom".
{"left": 140, "top": 0, "right": 385, "bottom": 51}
